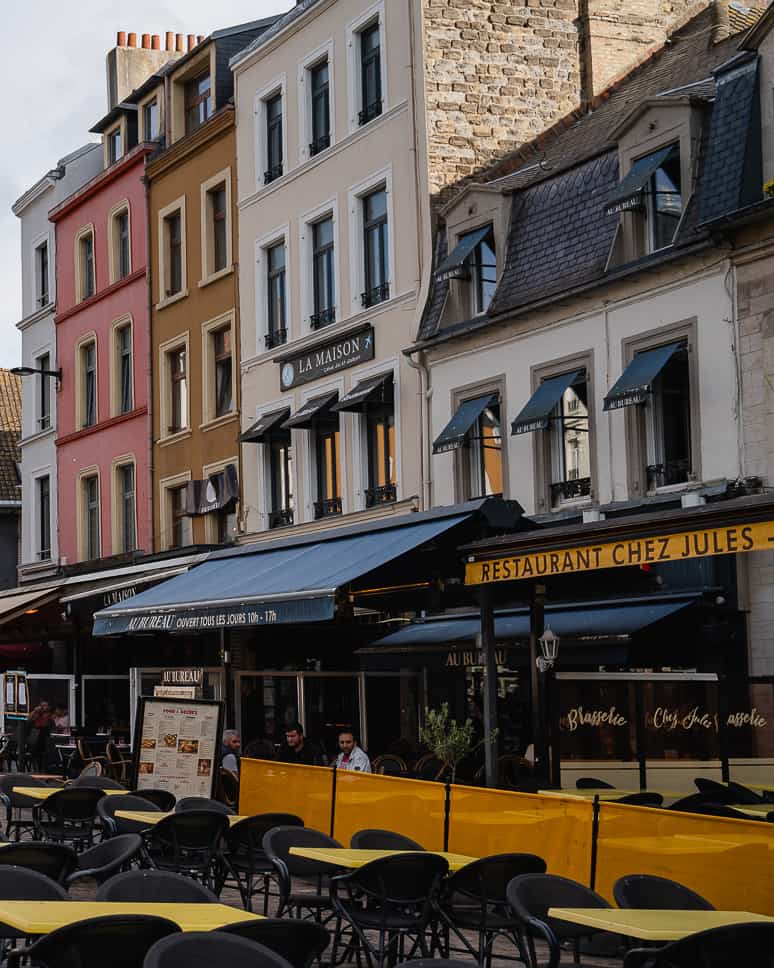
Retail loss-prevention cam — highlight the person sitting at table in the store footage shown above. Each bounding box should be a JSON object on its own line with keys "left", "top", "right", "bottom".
{"left": 51, "top": 705, "right": 70, "bottom": 734}
{"left": 221, "top": 729, "right": 241, "bottom": 773}
{"left": 276, "top": 722, "right": 326, "bottom": 766}
{"left": 26, "top": 700, "right": 53, "bottom": 770}
{"left": 335, "top": 730, "right": 371, "bottom": 773}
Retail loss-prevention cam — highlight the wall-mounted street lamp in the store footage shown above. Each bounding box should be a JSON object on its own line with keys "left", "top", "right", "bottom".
{"left": 10, "top": 365, "right": 62, "bottom": 381}
{"left": 537, "top": 626, "right": 559, "bottom": 671}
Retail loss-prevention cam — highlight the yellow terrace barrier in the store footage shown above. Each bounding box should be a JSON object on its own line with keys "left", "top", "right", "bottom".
{"left": 240, "top": 758, "right": 774, "bottom": 914}
{"left": 595, "top": 801, "right": 774, "bottom": 914}
{"left": 447, "top": 785, "right": 593, "bottom": 885}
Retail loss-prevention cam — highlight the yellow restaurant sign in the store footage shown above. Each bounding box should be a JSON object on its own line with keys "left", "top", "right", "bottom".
{"left": 465, "top": 519, "right": 774, "bottom": 585}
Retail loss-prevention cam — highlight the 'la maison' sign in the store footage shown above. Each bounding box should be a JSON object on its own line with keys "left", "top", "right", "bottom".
{"left": 279, "top": 326, "right": 374, "bottom": 391}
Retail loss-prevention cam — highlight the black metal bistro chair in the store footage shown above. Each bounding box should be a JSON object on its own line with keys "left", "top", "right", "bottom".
{"left": 71, "top": 775, "right": 127, "bottom": 791}
{"left": 677, "top": 802, "right": 755, "bottom": 820}
{"left": 669, "top": 791, "right": 736, "bottom": 812}
{"left": 0, "top": 774, "right": 50, "bottom": 841}
{"left": 611, "top": 793, "right": 664, "bottom": 807}
{"left": 97, "top": 793, "right": 162, "bottom": 837}
{"left": 33, "top": 787, "right": 104, "bottom": 850}
{"left": 623, "top": 921, "right": 774, "bottom": 967}
{"left": 575, "top": 778, "right": 614, "bottom": 789}
{"left": 219, "top": 813, "right": 304, "bottom": 912}
{"left": 7, "top": 914, "right": 180, "bottom": 968}
{"left": 216, "top": 918, "right": 330, "bottom": 968}
{"left": 142, "top": 810, "right": 229, "bottom": 891}
{"left": 97, "top": 868, "right": 218, "bottom": 902}
{"left": 144, "top": 932, "right": 294, "bottom": 968}
{"left": 613, "top": 874, "right": 714, "bottom": 910}
{"left": 130, "top": 788, "right": 177, "bottom": 811}
{"left": 435, "top": 853, "right": 546, "bottom": 967}
{"left": 66, "top": 833, "right": 143, "bottom": 887}
{"left": 263, "top": 826, "right": 343, "bottom": 920}
{"left": 330, "top": 853, "right": 449, "bottom": 968}
{"left": 0, "top": 842, "right": 77, "bottom": 885}
{"left": 507, "top": 873, "right": 612, "bottom": 968}
{"left": 350, "top": 829, "right": 425, "bottom": 851}
{"left": 175, "top": 797, "right": 235, "bottom": 815}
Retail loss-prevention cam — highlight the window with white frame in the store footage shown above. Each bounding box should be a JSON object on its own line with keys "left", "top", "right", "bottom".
{"left": 80, "top": 338, "right": 97, "bottom": 428}
{"left": 311, "top": 216, "right": 335, "bottom": 329}
{"left": 358, "top": 20, "right": 382, "bottom": 125}
{"left": 165, "top": 210, "right": 183, "bottom": 296}
{"left": 37, "top": 475, "right": 51, "bottom": 560}
{"left": 167, "top": 345, "right": 188, "bottom": 433}
{"left": 362, "top": 186, "right": 389, "bottom": 307}
{"left": 201, "top": 171, "right": 231, "bottom": 281}
{"left": 82, "top": 473, "right": 100, "bottom": 560}
{"left": 265, "top": 240, "right": 287, "bottom": 349}
{"left": 36, "top": 352, "right": 51, "bottom": 432}
{"left": 109, "top": 204, "right": 131, "bottom": 283}
{"left": 310, "top": 59, "right": 331, "bottom": 155}
{"left": 76, "top": 228, "right": 95, "bottom": 301}
{"left": 169, "top": 483, "right": 192, "bottom": 548}
{"left": 116, "top": 462, "right": 136, "bottom": 553}
{"left": 548, "top": 374, "right": 591, "bottom": 506}
{"left": 463, "top": 225, "right": 497, "bottom": 316}
{"left": 268, "top": 427, "right": 294, "bottom": 529}
{"left": 34, "top": 240, "right": 49, "bottom": 308}
{"left": 314, "top": 415, "right": 342, "bottom": 519}
{"left": 463, "top": 398, "right": 503, "bottom": 500}
{"left": 185, "top": 71, "right": 212, "bottom": 134}
{"left": 366, "top": 378, "right": 396, "bottom": 507}
{"left": 115, "top": 322, "right": 133, "bottom": 415}
{"left": 107, "top": 126, "right": 123, "bottom": 165}
{"left": 143, "top": 98, "right": 160, "bottom": 140}
{"left": 265, "top": 92, "right": 284, "bottom": 184}
{"left": 641, "top": 345, "right": 692, "bottom": 490}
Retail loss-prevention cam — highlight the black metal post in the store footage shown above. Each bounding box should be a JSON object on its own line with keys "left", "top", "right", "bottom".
{"left": 529, "top": 583, "right": 545, "bottom": 779}
{"left": 634, "top": 682, "right": 647, "bottom": 790}
{"left": 220, "top": 630, "right": 234, "bottom": 729}
{"left": 329, "top": 764, "right": 338, "bottom": 838}
{"left": 589, "top": 795, "right": 600, "bottom": 890}
{"left": 547, "top": 668, "right": 561, "bottom": 788}
{"left": 443, "top": 780, "right": 451, "bottom": 851}
{"left": 717, "top": 675, "right": 731, "bottom": 782}
{"left": 480, "top": 591, "right": 499, "bottom": 788}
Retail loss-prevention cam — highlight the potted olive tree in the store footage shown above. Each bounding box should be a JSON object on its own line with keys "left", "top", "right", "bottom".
{"left": 420, "top": 702, "right": 496, "bottom": 784}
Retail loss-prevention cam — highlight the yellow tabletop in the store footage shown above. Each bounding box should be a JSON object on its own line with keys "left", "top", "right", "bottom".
{"left": 289, "top": 846, "right": 477, "bottom": 871}
{"left": 114, "top": 810, "right": 246, "bottom": 826}
{"left": 548, "top": 908, "right": 774, "bottom": 941}
{"left": 0, "top": 901, "right": 261, "bottom": 934}
{"left": 12, "top": 787, "right": 124, "bottom": 801}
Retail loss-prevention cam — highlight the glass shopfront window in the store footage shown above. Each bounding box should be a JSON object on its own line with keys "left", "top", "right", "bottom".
{"left": 557, "top": 679, "right": 637, "bottom": 761}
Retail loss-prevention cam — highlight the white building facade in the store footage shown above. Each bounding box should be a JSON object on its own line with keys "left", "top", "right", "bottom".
{"left": 13, "top": 144, "right": 102, "bottom": 582}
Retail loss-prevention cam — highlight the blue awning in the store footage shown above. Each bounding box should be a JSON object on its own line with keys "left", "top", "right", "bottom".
{"left": 604, "top": 342, "right": 683, "bottom": 411}
{"left": 511, "top": 370, "right": 584, "bottom": 435}
{"left": 433, "top": 394, "right": 497, "bottom": 454}
{"left": 604, "top": 144, "right": 676, "bottom": 215}
{"left": 92, "top": 512, "right": 472, "bottom": 636}
{"left": 434, "top": 226, "right": 491, "bottom": 282}
{"left": 370, "top": 598, "right": 696, "bottom": 648}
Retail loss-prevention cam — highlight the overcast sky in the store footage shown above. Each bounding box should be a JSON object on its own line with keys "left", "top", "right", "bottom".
{"left": 0, "top": 0, "right": 289, "bottom": 368}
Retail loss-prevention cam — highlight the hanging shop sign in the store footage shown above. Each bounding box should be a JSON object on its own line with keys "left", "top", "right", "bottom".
{"left": 2, "top": 670, "right": 28, "bottom": 719}
{"left": 279, "top": 326, "right": 374, "bottom": 390}
{"left": 445, "top": 648, "right": 510, "bottom": 667}
{"left": 465, "top": 520, "right": 774, "bottom": 585}
{"left": 154, "top": 667, "right": 204, "bottom": 699}
{"left": 132, "top": 696, "right": 223, "bottom": 799}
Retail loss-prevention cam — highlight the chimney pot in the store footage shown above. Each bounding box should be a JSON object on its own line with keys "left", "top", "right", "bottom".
{"left": 151, "top": 34, "right": 160, "bottom": 50}
{"left": 197, "top": 35, "right": 205, "bottom": 44}
{"left": 187, "top": 34, "right": 195, "bottom": 51}
{"left": 127, "top": 32, "right": 137, "bottom": 48}
{"left": 166, "top": 31, "right": 174, "bottom": 50}
{"left": 175, "top": 34, "right": 184, "bottom": 51}
{"left": 117, "top": 31, "right": 126, "bottom": 47}
{"left": 142, "top": 33, "right": 150, "bottom": 49}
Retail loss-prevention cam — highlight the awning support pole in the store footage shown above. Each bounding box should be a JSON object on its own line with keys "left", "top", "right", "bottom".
{"left": 220, "top": 630, "right": 233, "bottom": 729}
{"left": 480, "top": 591, "right": 499, "bottom": 788}
{"left": 529, "top": 583, "right": 545, "bottom": 780}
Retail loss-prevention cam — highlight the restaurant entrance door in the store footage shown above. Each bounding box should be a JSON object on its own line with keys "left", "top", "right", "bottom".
{"left": 129, "top": 667, "right": 225, "bottom": 745}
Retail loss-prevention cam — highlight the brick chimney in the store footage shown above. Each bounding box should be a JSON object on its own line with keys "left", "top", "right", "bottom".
{"left": 106, "top": 29, "right": 191, "bottom": 109}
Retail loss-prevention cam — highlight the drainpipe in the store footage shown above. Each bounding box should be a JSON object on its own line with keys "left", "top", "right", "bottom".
{"left": 406, "top": 349, "right": 432, "bottom": 511}
{"left": 143, "top": 170, "right": 155, "bottom": 551}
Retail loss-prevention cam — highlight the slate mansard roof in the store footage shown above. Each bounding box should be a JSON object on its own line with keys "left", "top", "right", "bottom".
{"left": 416, "top": 5, "right": 768, "bottom": 346}
{"left": 0, "top": 371, "right": 21, "bottom": 505}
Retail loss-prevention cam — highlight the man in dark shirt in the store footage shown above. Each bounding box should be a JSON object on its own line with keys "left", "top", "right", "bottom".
{"left": 276, "top": 722, "right": 326, "bottom": 766}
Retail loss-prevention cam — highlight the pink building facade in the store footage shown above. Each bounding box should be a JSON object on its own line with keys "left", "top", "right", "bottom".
{"left": 50, "top": 145, "right": 152, "bottom": 564}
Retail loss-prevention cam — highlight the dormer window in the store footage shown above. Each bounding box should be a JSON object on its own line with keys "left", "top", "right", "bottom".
{"left": 107, "top": 127, "right": 123, "bottom": 165}
{"left": 185, "top": 71, "right": 212, "bottom": 134}
{"left": 606, "top": 143, "right": 683, "bottom": 254}
{"left": 435, "top": 224, "right": 497, "bottom": 316}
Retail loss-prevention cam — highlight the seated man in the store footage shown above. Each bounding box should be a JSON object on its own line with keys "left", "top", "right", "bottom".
{"left": 276, "top": 721, "right": 326, "bottom": 766}
{"left": 221, "top": 729, "right": 241, "bottom": 773}
{"left": 335, "top": 730, "right": 371, "bottom": 773}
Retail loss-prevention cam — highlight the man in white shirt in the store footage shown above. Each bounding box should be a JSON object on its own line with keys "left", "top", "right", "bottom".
{"left": 335, "top": 730, "right": 371, "bottom": 773}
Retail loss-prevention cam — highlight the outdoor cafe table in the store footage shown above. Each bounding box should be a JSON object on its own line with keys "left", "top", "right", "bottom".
{"left": 114, "top": 810, "right": 247, "bottom": 826}
{"left": 12, "top": 787, "right": 126, "bottom": 801}
{"left": 289, "top": 846, "right": 477, "bottom": 870}
{"left": 547, "top": 908, "right": 774, "bottom": 941}
{"left": 0, "top": 901, "right": 261, "bottom": 934}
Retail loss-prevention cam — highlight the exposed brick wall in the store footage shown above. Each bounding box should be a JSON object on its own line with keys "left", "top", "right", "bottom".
{"left": 421, "top": 0, "right": 710, "bottom": 199}
{"left": 586, "top": 1, "right": 707, "bottom": 95}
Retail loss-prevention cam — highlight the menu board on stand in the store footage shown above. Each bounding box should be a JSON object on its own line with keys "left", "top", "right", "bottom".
{"left": 132, "top": 696, "right": 224, "bottom": 799}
